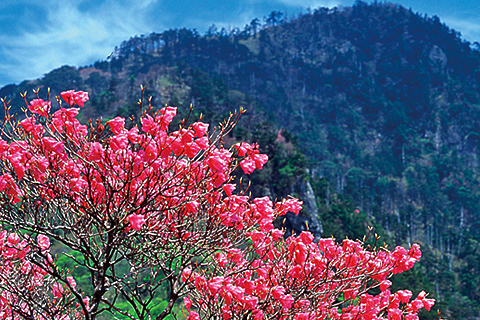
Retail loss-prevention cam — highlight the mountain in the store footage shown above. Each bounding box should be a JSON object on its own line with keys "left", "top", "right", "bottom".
{"left": 3, "top": 1, "right": 480, "bottom": 318}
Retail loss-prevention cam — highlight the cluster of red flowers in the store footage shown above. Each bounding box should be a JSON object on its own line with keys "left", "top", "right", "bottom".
{"left": 182, "top": 231, "right": 433, "bottom": 320}
{"left": 0, "top": 230, "right": 88, "bottom": 319}
{"left": 0, "top": 90, "right": 434, "bottom": 319}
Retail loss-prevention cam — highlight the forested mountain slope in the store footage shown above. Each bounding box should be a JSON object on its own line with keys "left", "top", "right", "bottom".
{"left": 3, "top": 2, "right": 480, "bottom": 318}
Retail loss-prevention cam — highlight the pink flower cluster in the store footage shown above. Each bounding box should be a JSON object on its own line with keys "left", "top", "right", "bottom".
{"left": 0, "top": 89, "right": 434, "bottom": 319}
{"left": 0, "top": 231, "right": 85, "bottom": 319}
{"left": 1, "top": 89, "right": 270, "bottom": 239}
{"left": 234, "top": 142, "right": 269, "bottom": 174}
{"left": 60, "top": 90, "right": 89, "bottom": 107}
{"left": 182, "top": 230, "right": 431, "bottom": 319}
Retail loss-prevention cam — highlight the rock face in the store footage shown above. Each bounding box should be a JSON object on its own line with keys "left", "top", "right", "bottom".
{"left": 300, "top": 178, "right": 318, "bottom": 215}
{"left": 283, "top": 212, "right": 323, "bottom": 239}
{"left": 284, "top": 179, "right": 323, "bottom": 239}
{"left": 429, "top": 45, "right": 447, "bottom": 69}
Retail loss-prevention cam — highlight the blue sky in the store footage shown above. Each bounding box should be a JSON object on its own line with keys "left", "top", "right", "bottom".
{"left": 0, "top": 0, "right": 479, "bottom": 87}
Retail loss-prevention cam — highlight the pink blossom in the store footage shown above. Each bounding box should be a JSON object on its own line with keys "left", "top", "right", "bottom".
{"left": 0, "top": 173, "right": 23, "bottom": 203}
{"left": 128, "top": 213, "right": 145, "bottom": 231}
{"left": 20, "top": 117, "right": 45, "bottom": 138}
{"left": 182, "top": 268, "right": 193, "bottom": 283}
{"left": 143, "top": 139, "right": 158, "bottom": 161}
{"left": 110, "top": 134, "right": 129, "bottom": 152}
{"left": 8, "top": 154, "right": 25, "bottom": 179}
{"left": 192, "top": 122, "right": 209, "bottom": 137}
{"left": 184, "top": 296, "right": 192, "bottom": 311}
{"left": 277, "top": 198, "right": 303, "bottom": 215}
{"left": 141, "top": 114, "right": 156, "bottom": 135}
{"left": 61, "top": 90, "right": 89, "bottom": 107}
{"left": 271, "top": 286, "right": 285, "bottom": 300}
{"left": 67, "top": 276, "right": 77, "bottom": 289}
{"left": 416, "top": 291, "right": 435, "bottom": 311}
{"left": 196, "top": 136, "right": 209, "bottom": 150}
{"left": 207, "top": 153, "right": 228, "bottom": 173}
{"left": 408, "top": 243, "right": 422, "bottom": 260}
{"left": 294, "top": 313, "right": 314, "bottom": 320}
{"left": 298, "top": 231, "right": 314, "bottom": 245}
{"left": 289, "top": 241, "right": 307, "bottom": 265}
{"left": 243, "top": 295, "right": 258, "bottom": 309}
{"left": 107, "top": 116, "right": 126, "bottom": 135}
{"left": 388, "top": 308, "right": 403, "bottom": 320}
{"left": 53, "top": 107, "right": 79, "bottom": 122}
{"left": 29, "top": 156, "right": 49, "bottom": 177}
{"left": 42, "top": 137, "right": 64, "bottom": 154}
{"left": 208, "top": 277, "right": 224, "bottom": 295}
{"left": 187, "top": 311, "right": 200, "bottom": 320}
{"left": 222, "top": 184, "right": 236, "bottom": 196}
{"left": 279, "top": 294, "right": 294, "bottom": 310}
{"left": 271, "top": 229, "right": 284, "bottom": 241}
{"left": 37, "top": 234, "right": 50, "bottom": 251}
{"left": 397, "top": 290, "right": 412, "bottom": 303}
{"left": 159, "top": 106, "right": 177, "bottom": 130}
{"left": 88, "top": 142, "right": 104, "bottom": 162}
{"left": 52, "top": 282, "right": 64, "bottom": 299}
{"left": 21, "top": 261, "right": 32, "bottom": 274}
{"left": 28, "top": 99, "right": 51, "bottom": 117}
{"left": 215, "top": 252, "right": 229, "bottom": 267}
{"left": 253, "top": 310, "right": 264, "bottom": 320}
{"left": 240, "top": 158, "right": 256, "bottom": 174}
{"left": 185, "top": 142, "right": 201, "bottom": 158}
{"left": 184, "top": 201, "right": 199, "bottom": 214}
{"left": 380, "top": 280, "right": 392, "bottom": 291}
{"left": 252, "top": 153, "right": 268, "bottom": 170}
{"left": 422, "top": 298, "right": 435, "bottom": 311}
{"left": 234, "top": 142, "right": 250, "bottom": 157}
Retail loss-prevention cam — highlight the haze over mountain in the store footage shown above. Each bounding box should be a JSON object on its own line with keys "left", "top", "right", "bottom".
{"left": 3, "top": 2, "right": 480, "bottom": 319}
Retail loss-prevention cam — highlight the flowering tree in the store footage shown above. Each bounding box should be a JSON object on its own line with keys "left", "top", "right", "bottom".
{"left": 0, "top": 89, "right": 435, "bottom": 320}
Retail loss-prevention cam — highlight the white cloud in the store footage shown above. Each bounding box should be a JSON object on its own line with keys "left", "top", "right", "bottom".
{"left": 0, "top": 0, "right": 161, "bottom": 86}
{"left": 442, "top": 16, "right": 480, "bottom": 43}
{"left": 204, "top": 0, "right": 344, "bottom": 33}
{"left": 189, "top": 6, "right": 255, "bottom": 32}
{"left": 272, "top": 0, "right": 343, "bottom": 9}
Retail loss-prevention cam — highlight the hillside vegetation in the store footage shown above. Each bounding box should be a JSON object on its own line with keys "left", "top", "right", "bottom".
{"left": 3, "top": 2, "right": 480, "bottom": 318}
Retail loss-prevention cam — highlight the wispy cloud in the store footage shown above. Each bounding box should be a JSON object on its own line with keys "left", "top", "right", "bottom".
{"left": 0, "top": 0, "right": 161, "bottom": 86}
{"left": 442, "top": 16, "right": 480, "bottom": 43}
{"left": 201, "top": 0, "right": 344, "bottom": 33}
{"left": 272, "top": 0, "right": 342, "bottom": 9}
